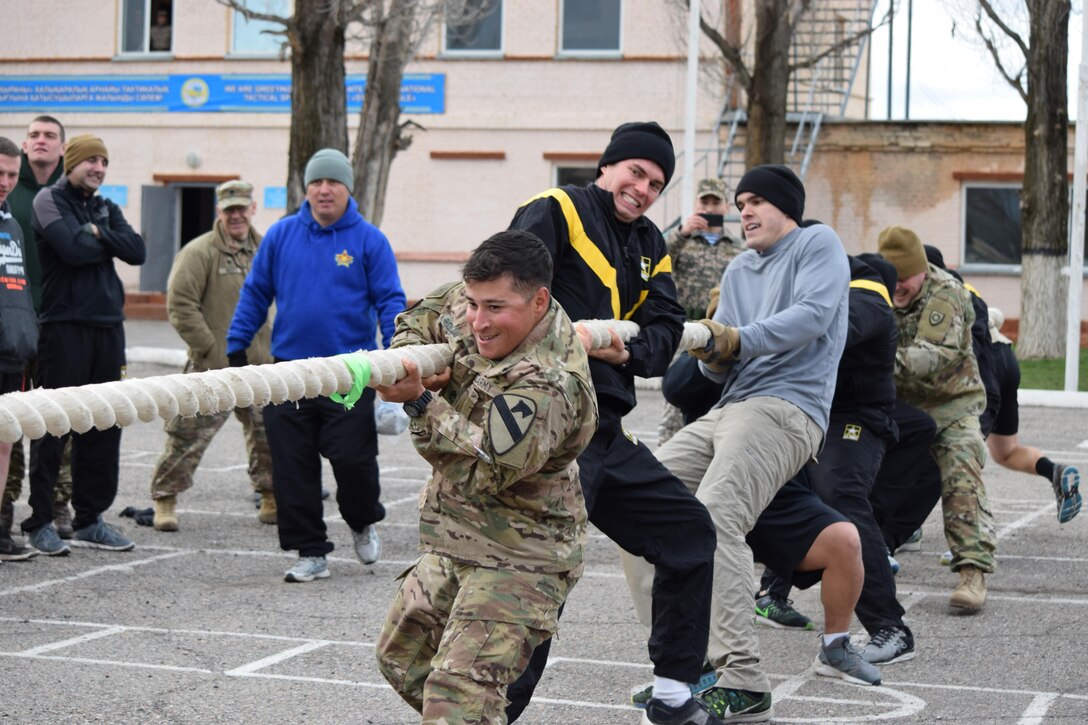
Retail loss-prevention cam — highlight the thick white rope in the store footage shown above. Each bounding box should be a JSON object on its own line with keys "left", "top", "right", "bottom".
{"left": 0, "top": 320, "right": 710, "bottom": 443}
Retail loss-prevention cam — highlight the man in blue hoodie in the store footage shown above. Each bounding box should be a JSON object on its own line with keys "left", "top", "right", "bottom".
{"left": 227, "top": 148, "right": 406, "bottom": 583}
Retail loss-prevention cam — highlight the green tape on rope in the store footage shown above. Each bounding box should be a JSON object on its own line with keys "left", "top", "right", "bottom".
{"left": 330, "top": 354, "right": 372, "bottom": 410}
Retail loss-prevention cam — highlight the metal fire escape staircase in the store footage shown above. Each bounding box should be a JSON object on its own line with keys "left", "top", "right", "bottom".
{"left": 662, "top": 0, "right": 877, "bottom": 229}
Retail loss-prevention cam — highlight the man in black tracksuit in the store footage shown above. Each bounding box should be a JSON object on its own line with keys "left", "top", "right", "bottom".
{"left": 23, "top": 134, "right": 146, "bottom": 555}
{"left": 505, "top": 122, "right": 719, "bottom": 725}
{"left": 755, "top": 253, "right": 917, "bottom": 665}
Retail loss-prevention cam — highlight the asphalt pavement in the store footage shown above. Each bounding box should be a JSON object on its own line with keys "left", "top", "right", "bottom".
{"left": 1, "top": 319, "right": 1086, "bottom": 723}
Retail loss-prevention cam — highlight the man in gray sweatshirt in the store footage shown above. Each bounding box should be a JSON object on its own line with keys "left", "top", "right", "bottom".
{"left": 656, "top": 165, "right": 852, "bottom": 722}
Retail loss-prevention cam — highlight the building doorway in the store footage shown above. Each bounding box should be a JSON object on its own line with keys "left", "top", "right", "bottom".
{"left": 140, "top": 181, "right": 223, "bottom": 292}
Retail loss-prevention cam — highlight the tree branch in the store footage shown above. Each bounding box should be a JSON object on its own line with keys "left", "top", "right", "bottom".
{"left": 216, "top": 0, "right": 292, "bottom": 27}
{"left": 977, "top": 0, "right": 1029, "bottom": 59}
{"left": 684, "top": 0, "right": 752, "bottom": 89}
{"left": 975, "top": 15, "right": 1028, "bottom": 101}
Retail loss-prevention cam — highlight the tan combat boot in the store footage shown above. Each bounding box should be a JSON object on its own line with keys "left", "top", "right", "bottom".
{"left": 258, "top": 491, "right": 277, "bottom": 525}
{"left": 153, "top": 496, "right": 179, "bottom": 532}
{"left": 949, "top": 565, "right": 986, "bottom": 612}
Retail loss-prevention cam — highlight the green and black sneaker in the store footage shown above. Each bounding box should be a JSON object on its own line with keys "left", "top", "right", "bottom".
{"left": 698, "top": 687, "right": 772, "bottom": 723}
{"left": 630, "top": 664, "right": 719, "bottom": 708}
{"left": 754, "top": 592, "right": 814, "bottom": 630}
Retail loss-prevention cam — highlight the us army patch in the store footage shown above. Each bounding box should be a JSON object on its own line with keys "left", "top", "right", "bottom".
{"left": 623, "top": 427, "right": 640, "bottom": 446}
{"left": 920, "top": 297, "right": 956, "bottom": 344}
{"left": 488, "top": 394, "right": 537, "bottom": 456}
{"left": 640, "top": 256, "right": 651, "bottom": 281}
{"left": 843, "top": 424, "right": 862, "bottom": 441}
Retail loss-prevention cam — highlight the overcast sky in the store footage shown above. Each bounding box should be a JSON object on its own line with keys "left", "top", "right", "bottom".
{"left": 866, "top": 0, "right": 1084, "bottom": 121}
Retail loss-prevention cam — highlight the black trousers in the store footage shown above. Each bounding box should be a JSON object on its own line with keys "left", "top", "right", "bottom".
{"left": 24, "top": 322, "right": 125, "bottom": 533}
{"left": 262, "top": 390, "right": 383, "bottom": 557}
{"left": 869, "top": 400, "right": 941, "bottom": 552}
{"left": 505, "top": 405, "right": 716, "bottom": 721}
{"left": 759, "top": 408, "right": 905, "bottom": 635}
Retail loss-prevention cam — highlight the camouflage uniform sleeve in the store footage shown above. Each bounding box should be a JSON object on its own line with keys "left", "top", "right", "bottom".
{"left": 409, "top": 379, "right": 585, "bottom": 497}
{"left": 897, "top": 286, "right": 975, "bottom": 379}
{"left": 388, "top": 281, "right": 462, "bottom": 349}
{"left": 665, "top": 226, "right": 687, "bottom": 258}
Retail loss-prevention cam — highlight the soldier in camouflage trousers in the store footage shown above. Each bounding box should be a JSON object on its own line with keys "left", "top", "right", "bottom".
{"left": 659, "top": 178, "right": 743, "bottom": 443}
{"left": 149, "top": 181, "right": 274, "bottom": 532}
{"left": 375, "top": 231, "right": 597, "bottom": 724}
{"left": 878, "top": 226, "right": 995, "bottom": 613}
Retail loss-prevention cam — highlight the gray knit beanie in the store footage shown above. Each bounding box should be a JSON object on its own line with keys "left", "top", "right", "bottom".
{"left": 304, "top": 148, "right": 354, "bottom": 193}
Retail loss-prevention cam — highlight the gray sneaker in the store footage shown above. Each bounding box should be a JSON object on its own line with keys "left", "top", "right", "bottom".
{"left": 814, "top": 636, "right": 881, "bottom": 686}
{"left": 72, "top": 517, "right": 135, "bottom": 551}
{"left": 28, "top": 523, "right": 71, "bottom": 556}
{"left": 352, "top": 524, "right": 381, "bottom": 565}
{"left": 861, "top": 625, "right": 916, "bottom": 665}
{"left": 641, "top": 696, "right": 726, "bottom": 724}
{"left": 0, "top": 525, "right": 38, "bottom": 561}
{"left": 1052, "top": 463, "right": 1082, "bottom": 524}
{"left": 285, "top": 556, "right": 330, "bottom": 583}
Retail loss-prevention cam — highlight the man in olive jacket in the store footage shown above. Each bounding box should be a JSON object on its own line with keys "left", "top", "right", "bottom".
{"left": 149, "top": 180, "right": 274, "bottom": 531}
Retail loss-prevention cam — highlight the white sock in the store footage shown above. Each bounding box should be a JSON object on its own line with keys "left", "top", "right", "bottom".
{"left": 652, "top": 676, "right": 691, "bottom": 707}
{"left": 824, "top": 632, "right": 849, "bottom": 647}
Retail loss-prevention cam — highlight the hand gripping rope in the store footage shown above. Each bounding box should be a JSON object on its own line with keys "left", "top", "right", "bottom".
{"left": 0, "top": 320, "right": 711, "bottom": 443}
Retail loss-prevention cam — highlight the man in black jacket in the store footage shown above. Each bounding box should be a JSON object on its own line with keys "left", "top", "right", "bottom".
{"left": 505, "top": 122, "right": 721, "bottom": 725}
{"left": 23, "top": 134, "right": 146, "bottom": 556}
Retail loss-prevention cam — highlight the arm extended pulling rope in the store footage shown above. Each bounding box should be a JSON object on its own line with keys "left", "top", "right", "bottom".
{"left": 0, "top": 320, "right": 711, "bottom": 443}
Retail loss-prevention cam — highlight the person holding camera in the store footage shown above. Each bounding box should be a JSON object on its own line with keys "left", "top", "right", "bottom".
{"left": 659, "top": 178, "right": 744, "bottom": 443}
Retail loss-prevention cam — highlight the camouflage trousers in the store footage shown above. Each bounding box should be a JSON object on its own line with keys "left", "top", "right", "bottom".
{"left": 376, "top": 553, "right": 575, "bottom": 724}
{"left": 4, "top": 438, "right": 73, "bottom": 506}
{"left": 934, "top": 415, "right": 996, "bottom": 573}
{"left": 150, "top": 405, "right": 272, "bottom": 499}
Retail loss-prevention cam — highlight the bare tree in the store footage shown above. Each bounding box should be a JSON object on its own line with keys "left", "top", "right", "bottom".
{"left": 219, "top": 0, "right": 493, "bottom": 224}
{"left": 684, "top": 0, "right": 889, "bottom": 167}
{"left": 219, "top": 0, "right": 364, "bottom": 211}
{"left": 960, "top": 0, "right": 1072, "bottom": 358}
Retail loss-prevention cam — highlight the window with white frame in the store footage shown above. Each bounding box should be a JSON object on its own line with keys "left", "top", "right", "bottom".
{"left": 963, "top": 184, "right": 1022, "bottom": 266}
{"left": 560, "top": 0, "right": 622, "bottom": 55}
{"left": 555, "top": 165, "right": 597, "bottom": 188}
{"left": 963, "top": 182, "right": 1088, "bottom": 267}
{"left": 232, "top": 0, "right": 290, "bottom": 55}
{"left": 444, "top": 0, "right": 503, "bottom": 56}
{"left": 121, "top": 0, "right": 174, "bottom": 54}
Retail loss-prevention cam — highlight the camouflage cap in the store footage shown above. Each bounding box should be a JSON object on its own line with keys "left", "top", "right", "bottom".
{"left": 216, "top": 180, "right": 254, "bottom": 210}
{"left": 696, "top": 178, "right": 727, "bottom": 200}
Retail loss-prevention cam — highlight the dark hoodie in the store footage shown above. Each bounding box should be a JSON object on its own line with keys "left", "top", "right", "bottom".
{"left": 9, "top": 151, "right": 63, "bottom": 311}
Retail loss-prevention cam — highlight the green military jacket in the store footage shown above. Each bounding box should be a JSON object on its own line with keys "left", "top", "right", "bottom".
{"left": 390, "top": 281, "right": 598, "bottom": 574}
{"left": 166, "top": 220, "right": 272, "bottom": 370}
{"left": 893, "top": 263, "right": 985, "bottom": 429}
{"left": 666, "top": 227, "right": 743, "bottom": 320}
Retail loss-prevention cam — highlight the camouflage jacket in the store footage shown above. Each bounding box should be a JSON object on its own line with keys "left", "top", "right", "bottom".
{"left": 666, "top": 227, "right": 744, "bottom": 320}
{"left": 167, "top": 220, "right": 272, "bottom": 370}
{"left": 390, "top": 281, "right": 598, "bottom": 574}
{"left": 893, "top": 264, "right": 985, "bottom": 428}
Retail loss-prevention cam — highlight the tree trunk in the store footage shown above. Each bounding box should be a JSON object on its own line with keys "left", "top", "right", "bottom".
{"left": 745, "top": 0, "right": 792, "bottom": 167}
{"left": 286, "top": 0, "right": 349, "bottom": 211}
{"left": 1017, "top": 0, "right": 1070, "bottom": 359}
{"left": 352, "top": 0, "right": 421, "bottom": 225}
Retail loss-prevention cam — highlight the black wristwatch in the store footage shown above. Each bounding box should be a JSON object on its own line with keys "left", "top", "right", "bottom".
{"left": 402, "top": 390, "right": 433, "bottom": 418}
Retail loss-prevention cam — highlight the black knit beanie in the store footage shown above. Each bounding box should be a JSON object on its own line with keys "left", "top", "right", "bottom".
{"left": 597, "top": 121, "right": 676, "bottom": 187}
{"left": 734, "top": 164, "right": 805, "bottom": 225}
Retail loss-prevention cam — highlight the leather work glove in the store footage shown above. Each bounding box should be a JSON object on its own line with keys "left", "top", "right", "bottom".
{"left": 705, "top": 287, "right": 721, "bottom": 319}
{"left": 228, "top": 350, "right": 249, "bottom": 368}
{"left": 690, "top": 318, "right": 740, "bottom": 373}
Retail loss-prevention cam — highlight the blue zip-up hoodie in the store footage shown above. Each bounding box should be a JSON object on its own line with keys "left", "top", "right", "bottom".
{"left": 227, "top": 198, "right": 406, "bottom": 360}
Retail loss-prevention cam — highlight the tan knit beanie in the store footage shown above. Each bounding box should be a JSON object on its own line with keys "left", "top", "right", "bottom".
{"left": 877, "top": 226, "right": 927, "bottom": 279}
{"left": 64, "top": 134, "right": 109, "bottom": 175}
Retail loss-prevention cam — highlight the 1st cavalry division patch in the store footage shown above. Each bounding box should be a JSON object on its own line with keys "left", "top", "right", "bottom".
{"left": 488, "top": 394, "right": 537, "bottom": 455}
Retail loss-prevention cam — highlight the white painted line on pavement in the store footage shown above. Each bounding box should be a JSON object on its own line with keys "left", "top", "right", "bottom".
{"left": 0, "top": 551, "right": 193, "bottom": 597}
{"left": 229, "top": 671, "right": 395, "bottom": 689}
{"left": 225, "top": 640, "right": 331, "bottom": 676}
{"left": 996, "top": 502, "right": 1053, "bottom": 540}
{"left": 19, "top": 625, "right": 126, "bottom": 656}
{"left": 1018, "top": 692, "right": 1060, "bottom": 725}
{"left": 1077, "top": 439, "right": 1088, "bottom": 449}
{"left": 1, "top": 652, "right": 213, "bottom": 674}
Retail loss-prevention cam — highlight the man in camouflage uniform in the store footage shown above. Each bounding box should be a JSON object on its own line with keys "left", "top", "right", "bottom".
{"left": 878, "top": 225, "right": 995, "bottom": 612}
{"left": 149, "top": 180, "right": 274, "bottom": 531}
{"left": 375, "top": 230, "right": 597, "bottom": 724}
{"left": 659, "top": 178, "right": 745, "bottom": 442}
